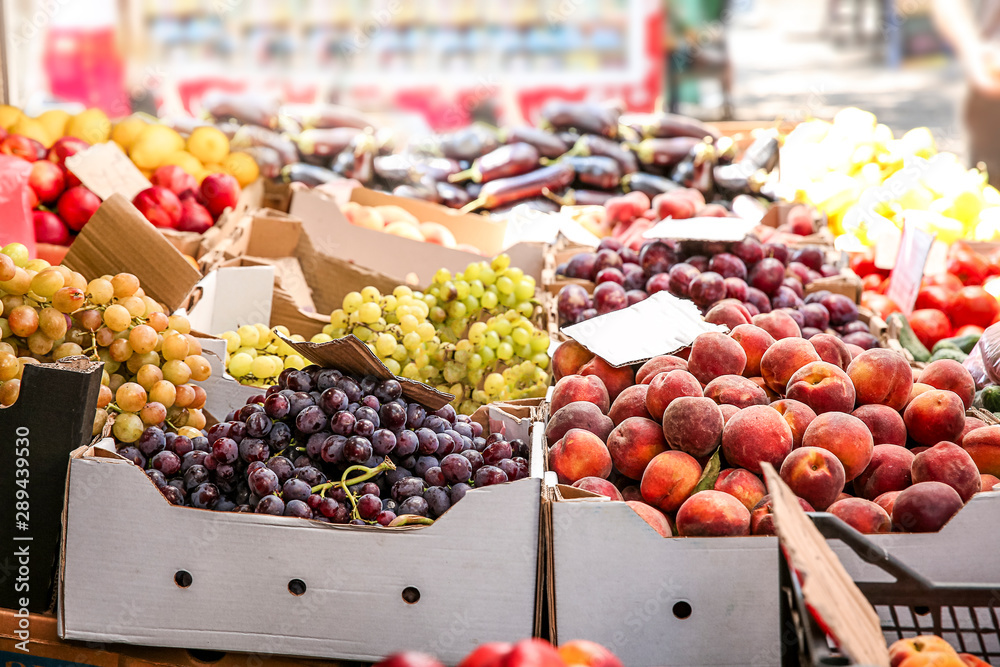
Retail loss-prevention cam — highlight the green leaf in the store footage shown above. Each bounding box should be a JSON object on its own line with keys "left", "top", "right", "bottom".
{"left": 693, "top": 448, "right": 721, "bottom": 493}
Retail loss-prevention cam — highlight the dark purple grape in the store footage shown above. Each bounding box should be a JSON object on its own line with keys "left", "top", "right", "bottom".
{"left": 498, "top": 459, "right": 520, "bottom": 481}
{"left": 249, "top": 460, "right": 268, "bottom": 475}
{"left": 203, "top": 455, "right": 219, "bottom": 472}
{"left": 167, "top": 478, "right": 186, "bottom": 493}
{"left": 343, "top": 436, "right": 373, "bottom": 464}
{"left": 191, "top": 483, "right": 220, "bottom": 509}
{"left": 435, "top": 432, "right": 457, "bottom": 457}
{"left": 295, "top": 406, "right": 326, "bottom": 434}
{"left": 357, "top": 493, "right": 382, "bottom": 521}
{"left": 460, "top": 449, "right": 485, "bottom": 472}
{"left": 302, "top": 432, "right": 325, "bottom": 459}
{"left": 394, "top": 430, "right": 418, "bottom": 457}
{"left": 509, "top": 439, "right": 529, "bottom": 459}
{"left": 266, "top": 456, "right": 294, "bottom": 484}
{"left": 355, "top": 406, "right": 379, "bottom": 427}
{"left": 212, "top": 437, "right": 238, "bottom": 464}
{"left": 282, "top": 478, "right": 313, "bottom": 502}
{"left": 414, "top": 456, "right": 439, "bottom": 478}
{"left": 424, "top": 466, "right": 446, "bottom": 486}
{"left": 397, "top": 496, "right": 429, "bottom": 517}
{"left": 450, "top": 482, "right": 471, "bottom": 504}
{"left": 151, "top": 450, "right": 181, "bottom": 476}
{"left": 285, "top": 370, "right": 313, "bottom": 392}
{"left": 452, "top": 422, "right": 474, "bottom": 439}
{"left": 287, "top": 392, "right": 314, "bottom": 418}
{"left": 423, "top": 486, "right": 451, "bottom": 517}
{"left": 137, "top": 427, "right": 166, "bottom": 457}
{"left": 329, "top": 486, "right": 348, "bottom": 503}
{"left": 474, "top": 465, "right": 509, "bottom": 487}
{"left": 406, "top": 403, "right": 426, "bottom": 428}
{"left": 248, "top": 467, "right": 280, "bottom": 496}
{"left": 321, "top": 435, "right": 346, "bottom": 464}
{"left": 424, "top": 415, "right": 448, "bottom": 433}
{"left": 336, "top": 377, "right": 362, "bottom": 403}
{"left": 283, "top": 499, "right": 311, "bottom": 518}
{"left": 161, "top": 485, "right": 185, "bottom": 505}
{"left": 238, "top": 403, "right": 264, "bottom": 422}
{"left": 329, "top": 410, "right": 356, "bottom": 436}
{"left": 267, "top": 421, "right": 292, "bottom": 452}
{"left": 172, "top": 435, "right": 193, "bottom": 457}
{"left": 392, "top": 476, "right": 426, "bottom": 501}
{"left": 164, "top": 432, "right": 177, "bottom": 448}
{"left": 483, "top": 440, "right": 513, "bottom": 466}
{"left": 512, "top": 457, "right": 529, "bottom": 480}
{"left": 317, "top": 496, "right": 340, "bottom": 517}
{"left": 441, "top": 453, "right": 473, "bottom": 484}
{"left": 354, "top": 419, "right": 375, "bottom": 438}
{"left": 214, "top": 462, "right": 238, "bottom": 485}
{"left": 292, "top": 454, "right": 311, "bottom": 468}
{"left": 146, "top": 468, "right": 166, "bottom": 487}
{"left": 117, "top": 445, "right": 145, "bottom": 467}
{"left": 293, "top": 466, "right": 326, "bottom": 487}
{"left": 315, "top": 368, "right": 342, "bottom": 390}
{"left": 371, "top": 429, "right": 397, "bottom": 455}
{"left": 360, "top": 375, "right": 379, "bottom": 395}
{"left": 228, "top": 421, "right": 246, "bottom": 443}
{"left": 214, "top": 498, "right": 237, "bottom": 512}
{"left": 376, "top": 510, "right": 396, "bottom": 526}
{"left": 433, "top": 404, "right": 456, "bottom": 424}
{"left": 375, "top": 379, "right": 402, "bottom": 402}
{"left": 416, "top": 428, "right": 438, "bottom": 455}
{"left": 472, "top": 437, "right": 487, "bottom": 452}
{"left": 245, "top": 412, "right": 272, "bottom": 438}
{"left": 255, "top": 495, "right": 285, "bottom": 515}
{"left": 385, "top": 467, "right": 412, "bottom": 487}
{"left": 191, "top": 436, "right": 209, "bottom": 452}
{"left": 238, "top": 437, "right": 268, "bottom": 463}
{"left": 181, "top": 450, "right": 209, "bottom": 472}
{"left": 360, "top": 395, "right": 380, "bottom": 411}
{"left": 379, "top": 402, "right": 406, "bottom": 430}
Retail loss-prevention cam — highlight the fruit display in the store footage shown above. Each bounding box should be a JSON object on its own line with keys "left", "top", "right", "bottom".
{"left": 340, "top": 200, "right": 482, "bottom": 252}
{"left": 889, "top": 636, "right": 995, "bottom": 667}
{"left": 140, "top": 364, "right": 530, "bottom": 523}
{"left": 132, "top": 168, "right": 240, "bottom": 233}
{"left": 219, "top": 323, "right": 312, "bottom": 386}
{"left": 322, "top": 254, "right": 550, "bottom": 413}
{"left": 546, "top": 316, "right": 997, "bottom": 536}
{"left": 375, "top": 638, "right": 622, "bottom": 667}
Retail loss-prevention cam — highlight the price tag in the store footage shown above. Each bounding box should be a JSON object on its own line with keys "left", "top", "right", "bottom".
{"left": 65, "top": 142, "right": 152, "bottom": 202}
{"left": 886, "top": 223, "right": 935, "bottom": 316}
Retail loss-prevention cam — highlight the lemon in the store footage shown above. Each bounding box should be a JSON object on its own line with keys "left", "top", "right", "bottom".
{"left": 111, "top": 116, "right": 148, "bottom": 151}
{"left": 222, "top": 151, "right": 259, "bottom": 186}
{"left": 187, "top": 126, "right": 229, "bottom": 165}
{"left": 202, "top": 162, "right": 227, "bottom": 174}
{"left": 65, "top": 108, "right": 111, "bottom": 144}
{"left": 129, "top": 124, "right": 184, "bottom": 170}
{"left": 0, "top": 105, "right": 23, "bottom": 130}
{"left": 9, "top": 117, "right": 52, "bottom": 147}
{"left": 36, "top": 109, "right": 70, "bottom": 140}
{"left": 160, "top": 150, "right": 203, "bottom": 175}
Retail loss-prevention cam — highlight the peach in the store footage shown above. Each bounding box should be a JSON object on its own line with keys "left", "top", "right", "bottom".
{"left": 608, "top": 384, "right": 652, "bottom": 425}
{"left": 801, "top": 412, "right": 874, "bottom": 481}
{"left": 626, "top": 500, "right": 673, "bottom": 537}
{"left": 580, "top": 356, "right": 634, "bottom": 402}
{"left": 749, "top": 375, "right": 781, "bottom": 402}
{"left": 550, "top": 374, "right": 610, "bottom": 414}
{"left": 704, "top": 375, "right": 767, "bottom": 409}
{"left": 558, "top": 639, "right": 626, "bottom": 667}
{"left": 957, "top": 417, "right": 986, "bottom": 447}
{"left": 750, "top": 494, "right": 814, "bottom": 535}
{"left": 959, "top": 425, "right": 1000, "bottom": 476}
{"left": 958, "top": 653, "right": 993, "bottom": 667}
{"left": 730, "top": 324, "right": 776, "bottom": 377}
{"left": 704, "top": 300, "right": 752, "bottom": 330}
{"left": 552, "top": 340, "right": 595, "bottom": 380}
{"left": 902, "top": 389, "right": 966, "bottom": 446}
{"left": 636, "top": 355, "right": 688, "bottom": 384}
{"left": 847, "top": 348, "right": 914, "bottom": 411}
{"left": 769, "top": 399, "right": 817, "bottom": 449}
{"left": 874, "top": 490, "right": 901, "bottom": 516}
{"left": 607, "top": 416, "right": 668, "bottom": 480}
{"left": 714, "top": 468, "right": 766, "bottom": 510}
{"left": 572, "top": 476, "right": 624, "bottom": 501}
{"left": 891, "top": 481, "right": 964, "bottom": 532}
{"left": 760, "top": 337, "right": 821, "bottom": 394}
{"left": 687, "top": 332, "right": 747, "bottom": 384}
{"left": 640, "top": 450, "right": 703, "bottom": 513}
{"left": 907, "top": 382, "right": 934, "bottom": 406}
{"left": 675, "top": 490, "right": 751, "bottom": 537}
{"left": 845, "top": 343, "right": 865, "bottom": 359}
{"left": 719, "top": 403, "right": 740, "bottom": 424}
{"left": 889, "top": 636, "right": 960, "bottom": 667}
{"left": 827, "top": 497, "right": 892, "bottom": 534}
{"left": 918, "top": 360, "right": 975, "bottom": 409}
{"left": 911, "top": 441, "right": 981, "bottom": 502}
{"left": 645, "top": 369, "right": 702, "bottom": 421}
{"left": 980, "top": 473, "right": 999, "bottom": 491}
{"left": 785, "top": 361, "right": 856, "bottom": 414}
{"left": 778, "top": 446, "right": 846, "bottom": 510}
{"left": 549, "top": 428, "right": 613, "bottom": 484}
{"left": 855, "top": 444, "right": 914, "bottom": 500}
{"left": 722, "top": 404, "right": 794, "bottom": 474}
{"left": 810, "top": 333, "right": 852, "bottom": 370}
{"left": 661, "top": 397, "right": 724, "bottom": 458}
{"left": 752, "top": 310, "right": 801, "bottom": 339}
{"left": 852, "top": 404, "right": 907, "bottom": 446}
{"left": 545, "top": 402, "right": 614, "bottom": 443}
{"left": 834, "top": 492, "right": 852, "bottom": 502}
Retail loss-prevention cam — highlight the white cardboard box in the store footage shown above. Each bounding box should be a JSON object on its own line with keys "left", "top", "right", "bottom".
{"left": 59, "top": 406, "right": 545, "bottom": 665}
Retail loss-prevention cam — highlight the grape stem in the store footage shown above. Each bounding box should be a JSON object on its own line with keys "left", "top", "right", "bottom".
{"left": 310, "top": 458, "right": 396, "bottom": 519}
{"left": 106, "top": 403, "right": 123, "bottom": 414}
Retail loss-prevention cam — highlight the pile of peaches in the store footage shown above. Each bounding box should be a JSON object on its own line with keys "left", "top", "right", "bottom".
{"left": 341, "top": 200, "right": 481, "bottom": 253}
{"left": 546, "top": 317, "right": 999, "bottom": 538}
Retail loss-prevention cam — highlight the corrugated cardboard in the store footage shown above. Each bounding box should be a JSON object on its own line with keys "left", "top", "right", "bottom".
{"left": 159, "top": 229, "right": 203, "bottom": 258}
{"left": 804, "top": 271, "right": 864, "bottom": 305}
{"left": 59, "top": 406, "right": 544, "bottom": 665}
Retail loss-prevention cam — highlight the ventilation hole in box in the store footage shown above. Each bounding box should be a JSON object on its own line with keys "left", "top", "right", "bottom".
{"left": 672, "top": 601, "right": 692, "bottom": 619}
{"left": 288, "top": 579, "right": 307, "bottom": 596}
{"left": 174, "top": 570, "right": 193, "bottom": 588}
{"left": 914, "top": 606, "right": 931, "bottom": 616}
{"left": 186, "top": 649, "right": 226, "bottom": 663}
{"left": 402, "top": 586, "right": 421, "bottom": 604}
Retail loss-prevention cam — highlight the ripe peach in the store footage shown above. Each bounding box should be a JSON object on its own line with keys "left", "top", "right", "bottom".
{"left": 750, "top": 494, "right": 814, "bottom": 535}
{"left": 760, "top": 337, "right": 821, "bottom": 394}
{"left": 730, "top": 324, "right": 776, "bottom": 377}
{"left": 852, "top": 404, "right": 907, "bottom": 446}
{"left": 907, "top": 382, "right": 934, "bottom": 406}
{"left": 572, "top": 476, "right": 624, "bottom": 501}
{"left": 958, "top": 653, "right": 993, "bottom": 667}
{"left": 903, "top": 390, "right": 966, "bottom": 446}
{"left": 580, "top": 355, "right": 634, "bottom": 402}
{"left": 769, "top": 399, "right": 817, "bottom": 449}
{"left": 626, "top": 500, "right": 672, "bottom": 537}
{"left": 847, "top": 348, "right": 913, "bottom": 411}
{"left": 645, "top": 369, "right": 702, "bottom": 421}
{"left": 959, "top": 425, "right": 1000, "bottom": 477}
{"left": 785, "top": 361, "right": 856, "bottom": 414}
{"left": 558, "top": 639, "right": 625, "bottom": 667}
{"left": 704, "top": 300, "right": 752, "bottom": 330}
{"left": 719, "top": 403, "right": 740, "bottom": 424}
{"left": 661, "top": 397, "right": 724, "bottom": 458}
{"left": 779, "top": 446, "right": 846, "bottom": 510}
{"left": 957, "top": 417, "right": 986, "bottom": 447}
{"left": 911, "top": 441, "right": 981, "bottom": 502}
{"left": 801, "top": 413, "right": 874, "bottom": 481}
{"left": 549, "top": 429, "right": 613, "bottom": 484}
{"left": 703, "top": 374, "right": 768, "bottom": 408}
{"left": 855, "top": 445, "right": 914, "bottom": 500}
{"left": 889, "top": 636, "right": 960, "bottom": 667}
{"left": 749, "top": 375, "right": 781, "bottom": 401}
{"left": 552, "top": 340, "right": 594, "bottom": 381}
{"left": 607, "top": 417, "right": 668, "bottom": 480}
{"left": 675, "top": 490, "right": 751, "bottom": 537}
{"left": 810, "top": 333, "right": 852, "bottom": 370}
{"left": 722, "top": 404, "right": 794, "bottom": 474}
{"left": 636, "top": 355, "right": 688, "bottom": 384}
{"left": 687, "top": 332, "right": 747, "bottom": 384}
{"left": 827, "top": 497, "right": 892, "bottom": 534}
{"left": 752, "top": 310, "right": 801, "bottom": 339}
{"left": 891, "top": 481, "right": 964, "bottom": 532}
{"left": 608, "top": 384, "right": 652, "bottom": 425}
{"left": 545, "top": 402, "right": 614, "bottom": 443}
{"left": 918, "top": 360, "right": 975, "bottom": 410}
{"left": 980, "top": 473, "right": 999, "bottom": 491}
{"left": 874, "top": 490, "right": 901, "bottom": 516}
{"left": 640, "top": 450, "right": 702, "bottom": 513}
{"left": 550, "top": 374, "right": 610, "bottom": 414}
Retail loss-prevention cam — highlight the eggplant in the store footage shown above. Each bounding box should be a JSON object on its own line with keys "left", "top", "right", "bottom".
{"left": 567, "top": 134, "right": 638, "bottom": 174}
{"left": 557, "top": 155, "right": 621, "bottom": 191}
{"left": 540, "top": 100, "right": 620, "bottom": 138}
{"left": 436, "top": 182, "right": 474, "bottom": 209}
{"left": 448, "top": 142, "right": 540, "bottom": 184}
{"left": 281, "top": 103, "right": 379, "bottom": 130}
{"left": 671, "top": 139, "right": 716, "bottom": 199}
{"left": 631, "top": 137, "right": 703, "bottom": 168}
{"left": 621, "top": 172, "right": 682, "bottom": 198}
{"left": 439, "top": 124, "right": 501, "bottom": 161}
{"left": 202, "top": 90, "right": 280, "bottom": 128}
{"left": 230, "top": 125, "right": 298, "bottom": 166}
{"left": 542, "top": 188, "right": 616, "bottom": 206}
{"left": 621, "top": 112, "right": 721, "bottom": 140}
{"left": 280, "top": 163, "right": 341, "bottom": 187}
{"left": 295, "top": 128, "right": 363, "bottom": 158}
{"left": 499, "top": 126, "right": 569, "bottom": 159}
{"left": 461, "top": 163, "right": 575, "bottom": 212}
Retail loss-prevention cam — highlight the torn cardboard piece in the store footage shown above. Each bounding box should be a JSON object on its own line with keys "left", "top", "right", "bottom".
{"left": 65, "top": 142, "right": 152, "bottom": 201}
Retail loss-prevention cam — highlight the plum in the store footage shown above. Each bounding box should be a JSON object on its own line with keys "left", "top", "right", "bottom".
{"left": 622, "top": 263, "right": 646, "bottom": 291}
{"left": 725, "top": 277, "right": 748, "bottom": 301}
{"left": 594, "top": 248, "right": 624, "bottom": 274}
{"left": 742, "top": 301, "right": 760, "bottom": 316}
{"left": 771, "top": 285, "right": 803, "bottom": 309}
{"left": 779, "top": 307, "right": 805, "bottom": 331}
{"left": 800, "top": 303, "right": 830, "bottom": 330}
{"left": 746, "top": 287, "right": 772, "bottom": 313}
{"left": 689, "top": 272, "right": 727, "bottom": 307}
{"left": 782, "top": 276, "right": 804, "bottom": 298}
{"left": 594, "top": 282, "right": 629, "bottom": 315}
{"left": 666, "top": 263, "right": 699, "bottom": 297}
{"left": 763, "top": 243, "right": 789, "bottom": 264}
{"left": 596, "top": 268, "right": 625, "bottom": 286}
{"left": 749, "top": 258, "right": 785, "bottom": 295}
{"left": 820, "top": 293, "right": 859, "bottom": 326}
{"left": 647, "top": 273, "right": 672, "bottom": 295}
{"left": 791, "top": 247, "right": 824, "bottom": 272}
{"left": 709, "top": 253, "right": 748, "bottom": 281}
{"left": 838, "top": 321, "right": 869, "bottom": 335}
{"left": 842, "top": 332, "right": 878, "bottom": 349}
{"left": 786, "top": 262, "right": 811, "bottom": 284}
{"left": 558, "top": 284, "right": 590, "bottom": 324}
{"left": 639, "top": 241, "right": 677, "bottom": 275}
{"left": 597, "top": 238, "right": 624, "bottom": 253}
{"left": 731, "top": 237, "right": 764, "bottom": 266}
{"left": 801, "top": 327, "right": 822, "bottom": 339}
{"left": 565, "top": 253, "right": 598, "bottom": 280}
{"left": 626, "top": 289, "right": 648, "bottom": 305}
{"left": 820, "top": 264, "right": 840, "bottom": 277}
{"left": 804, "top": 290, "right": 830, "bottom": 305}
{"left": 686, "top": 255, "right": 709, "bottom": 272}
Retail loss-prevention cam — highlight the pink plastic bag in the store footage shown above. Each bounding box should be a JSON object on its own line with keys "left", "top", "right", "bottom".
{"left": 0, "top": 155, "right": 35, "bottom": 256}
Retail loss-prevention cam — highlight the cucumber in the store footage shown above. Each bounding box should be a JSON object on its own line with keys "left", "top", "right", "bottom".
{"left": 982, "top": 385, "right": 1000, "bottom": 413}
{"left": 931, "top": 333, "right": 982, "bottom": 355}
{"left": 887, "top": 313, "right": 931, "bottom": 362}
{"left": 927, "top": 348, "right": 968, "bottom": 363}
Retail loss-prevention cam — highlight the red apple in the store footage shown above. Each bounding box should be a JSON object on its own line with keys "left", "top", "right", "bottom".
{"left": 1, "top": 134, "right": 43, "bottom": 162}
{"left": 176, "top": 199, "right": 214, "bottom": 233}
{"left": 133, "top": 186, "right": 182, "bottom": 229}
{"left": 28, "top": 159, "right": 66, "bottom": 204}
{"left": 62, "top": 165, "right": 82, "bottom": 188}
{"left": 151, "top": 164, "right": 197, "bottom": 198}
{"left": 199, "top": 172, "right": 240, "bottom": 218}
{"left": 33, "top": 210, "right": 71, "bottom": 245}
{"left": 47, "top": 136, "right": 90, "bottom": 167}
{"left": 57, "top": 186, "right": 101, "bottom": 232}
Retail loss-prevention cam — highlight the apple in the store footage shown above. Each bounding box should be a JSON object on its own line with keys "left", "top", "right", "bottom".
{"left": 176, "top": 199, "right": 214, "bottom": 233}
{"left": 28, "top": 160, "right": 66, "bottom": 204}
{"left": 132, "top": 186, "right": 182, "bottom": 229}
{"left": 47, "top": 136, "right": 90, "bottom": 166}
{"left": 57, "top": 186, "right": 101, "bottom": 232}
{"left": 151, "top": 165, "right": 197, "bottom": 198}
{"left": 199, "top": 172, "right": 240, "bottom": 218}
{"left": 33, "top": 210, "right": 71, "bottom": 245}
{"left": 1, "top": 134, "right": 44, "bottom": 162}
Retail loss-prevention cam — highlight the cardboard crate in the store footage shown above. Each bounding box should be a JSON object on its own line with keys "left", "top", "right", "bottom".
{"left": 59, "top": 404, "right": 546, "bottom": 665}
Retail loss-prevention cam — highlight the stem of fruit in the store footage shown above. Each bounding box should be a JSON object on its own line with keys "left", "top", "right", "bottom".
{"left": 309, "top": 458, "right": 396, "bottom": 507}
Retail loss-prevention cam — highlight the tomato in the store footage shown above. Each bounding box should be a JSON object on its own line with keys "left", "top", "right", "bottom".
{"left": 954, "top": 324, "right": 985, "bottom": 337}
{"left": 849, "top": 252, "right": 888, "bottom": 279}
{"left": 948, "top": 286, "right": 1000, "bottom": 328}
{"left": 877, "top": 276, "right": 892, "bottom": 294}
{"left": 862, "top": 274, "right": 883, "bottom": 291}
{"left": 908, "top": 309, "right": 953, "bottom": 349}
{"left": 861, "top": 291, "right": 900, "bottom": 319}
{"left": 915, "top": 285, "right": 951, "bottom": 312}
{"left": 947, "top": 242, "right": 990, "bottom": 285}
{"left": 924, "top": 272, "right": 964, "bottom": 293}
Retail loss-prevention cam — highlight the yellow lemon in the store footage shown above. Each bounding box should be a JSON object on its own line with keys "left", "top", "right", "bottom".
{"left": 9, "top": 117, "right": 52, "bottom": 147}
{"left": 111, "top": 116, "right": 148, "bottom": 151}
{"left": 129, "top": 124, "right": 185, "bottom": 170}
{"left": 160, "top": 150, "right": 204, "bottom": 175}
{"left": 222, "top": 151, "right": 259, "bottom": 187}
{"left": 202, "top": 162, "right": 227, "bottom": 174}
{"left": 35, "top": 109, "right": 71, "bottom": 140}
{"left": 0, "top": 105, "right": 23, "bottom": 130}
{"left": 65, "top": 108, "right": 111, "bottom": 144}
{"left": 186, "top": 126, "right": 229, "bottom": 165}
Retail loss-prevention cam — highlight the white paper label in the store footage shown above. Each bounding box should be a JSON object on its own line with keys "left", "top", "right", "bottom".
{"left": 65, "top": 142, "right": 152, "bottom": 202}
{"left": 886, "top": 223, "right": 935, "bottom": 316}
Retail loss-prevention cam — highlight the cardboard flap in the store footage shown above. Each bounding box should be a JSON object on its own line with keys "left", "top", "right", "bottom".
{"left": 762, "top": 463, "right": 890, "bottom": 667}
{"left": 63, "top": 194, "right": 202, "bottom": 311}
{"left": 643, "top": 217, "right": 757, "bottom": 242}
{"left": 236, "top": 256, "right": 316, "bottom": 313}
{"left": 182, "top": 265, "right": 276, "bottom": 334}
{"left": 65, "top": 142, "right": 152, "bottom": 201}
{"left": 277, "top": 333, "right": 452, "bottom": 409}
{"left": 553, "top": 483, "right": 610, "bottom": 502}
{"left": 560, "top": 291, "right": 726, "bottom": 367}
